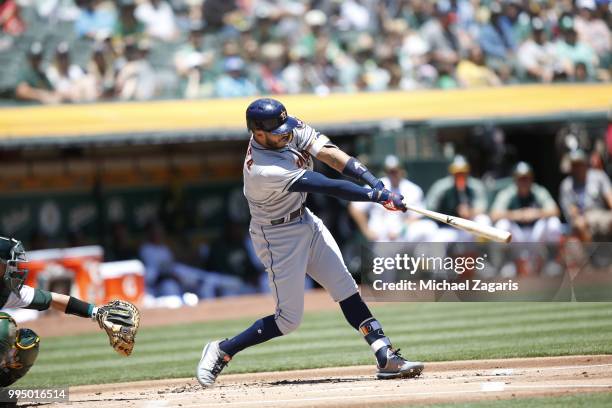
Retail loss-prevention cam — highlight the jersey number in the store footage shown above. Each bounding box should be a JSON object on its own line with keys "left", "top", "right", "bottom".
{"left": 290, "top": 149, "right": 310, "bottom": 169}
{"left": 244, "top": 145, "right": 254, "bottom": 172}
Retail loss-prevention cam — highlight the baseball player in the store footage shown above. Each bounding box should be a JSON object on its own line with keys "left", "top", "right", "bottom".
{"left": 0, "top": 237, "right": 139, "bottom": 387}
{"left": 197, "top": 98, "right": 424, "bottom": 387}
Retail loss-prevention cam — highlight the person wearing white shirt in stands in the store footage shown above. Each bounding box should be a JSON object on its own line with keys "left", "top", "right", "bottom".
{"left": 516, "top": 18, "right": 559, "bottom": 83}
{"left": 349, "top": 155, "right": 438, "bottom": 242}
{"left": 135, "top": 0, "right": 178, "bottom": 42}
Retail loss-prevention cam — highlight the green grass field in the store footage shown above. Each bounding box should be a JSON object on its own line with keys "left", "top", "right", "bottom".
{"left": 19, "top": 302, "right": 612, "bottom": 389}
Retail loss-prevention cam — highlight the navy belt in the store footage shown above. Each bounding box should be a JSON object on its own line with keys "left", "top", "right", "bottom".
{"left": 271, "top": 206, "right": 305, "bottom": 225}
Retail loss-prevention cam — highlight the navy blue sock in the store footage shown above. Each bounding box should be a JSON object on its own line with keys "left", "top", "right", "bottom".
{"left": 339, "top": 292, "right": 374, "bottom": 330}
{"left": 219, "top": 315, "right": 283, "bottom": 357}
{"left": 340, "top": 293, "right": 390, "bottom": 366}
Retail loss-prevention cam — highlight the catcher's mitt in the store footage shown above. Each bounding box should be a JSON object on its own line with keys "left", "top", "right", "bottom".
{"left": 95, "top": 300, "right": 140, "bottom": 356}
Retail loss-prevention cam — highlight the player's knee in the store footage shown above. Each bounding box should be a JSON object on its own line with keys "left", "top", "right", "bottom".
{"left": 547, "top": 216, "right": 561, "bottom": 229}
{"left": 546, "top": 217, "right": 562, "bottom": 240}
{"left": 275, "top": 314, "right": 303, "bottom": 335}
{"left": 0, "top": 327, "right": 40, "bottom": 387}
{"left": 0, "top": 313, "right": 17, "bottom": 357}
{"left": 474, "top": 214, "right": 492, "bottom": 227}
{"left": 495, "top": 219, "right": 512, "bottom": 232}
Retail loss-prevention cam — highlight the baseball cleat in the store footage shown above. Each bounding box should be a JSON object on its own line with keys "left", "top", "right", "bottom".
{"left": 376, "top": 348, "right": 424, "bottom": 380}
{"left": 196, "top": 340, "right": 231, "bottom": 387}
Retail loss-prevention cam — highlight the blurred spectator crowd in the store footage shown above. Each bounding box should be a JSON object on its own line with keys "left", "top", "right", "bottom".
{"left": 350, "top": 150, "right": 612, "bottom": 245}
{"left": 1, "top": 0, "right": 610, "bottom": 104}
{"left": 349, "top": 148, "right": 612, "bottom": 277}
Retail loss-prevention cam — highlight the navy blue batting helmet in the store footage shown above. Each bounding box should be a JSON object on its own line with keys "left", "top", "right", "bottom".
{"left": 246, "top": 98, "right": 299, "bottom": 135}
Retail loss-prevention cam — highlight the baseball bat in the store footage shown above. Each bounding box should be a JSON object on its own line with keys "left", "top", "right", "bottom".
{"left": 403, "top": 203, "right": 512, "bottom": 243}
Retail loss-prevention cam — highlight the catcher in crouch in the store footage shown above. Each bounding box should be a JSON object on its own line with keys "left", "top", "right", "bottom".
{"left": 0, "top": 236, "right": 140, "bottom": 386}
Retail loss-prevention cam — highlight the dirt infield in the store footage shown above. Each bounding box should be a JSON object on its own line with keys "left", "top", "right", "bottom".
{"left": 50, "top": 355, "right": 612, "bottom": 408}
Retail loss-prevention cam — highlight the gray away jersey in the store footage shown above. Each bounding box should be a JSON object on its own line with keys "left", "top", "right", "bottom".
{"left": 243, "top": 119, "right": 329, "bottom": 224}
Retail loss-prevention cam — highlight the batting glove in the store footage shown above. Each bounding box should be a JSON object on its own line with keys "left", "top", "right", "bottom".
{"left": 371, "top": 189, "right": 407, "bottom": 212}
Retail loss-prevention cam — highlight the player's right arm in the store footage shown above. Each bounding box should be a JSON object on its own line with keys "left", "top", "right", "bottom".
{"left": 294, "top": 123, "right": 384, "bottom": 190}
{"left": 286, "top": 124, "right": 402, "bottom": 210}
{"left": 316, "top": 146, "right": 384, "bottom": 190}
{"left": 315, "top": 146, "right": 351, "bottom": 173}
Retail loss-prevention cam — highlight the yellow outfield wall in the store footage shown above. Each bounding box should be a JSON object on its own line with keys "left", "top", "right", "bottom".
{"left": 0, "top": 84, "right": 610, "bottom": 140}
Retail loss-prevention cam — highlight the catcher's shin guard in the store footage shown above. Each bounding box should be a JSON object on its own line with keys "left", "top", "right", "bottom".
{"left": 0, "top": 327, "right": 40, "bottom": 387}
{"left": 0, "top": 312, "right": 17, "bottom": 357}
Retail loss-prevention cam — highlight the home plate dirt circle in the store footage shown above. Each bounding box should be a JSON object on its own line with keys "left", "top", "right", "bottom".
{"left": 50, "top": 355, "right": 612, "bottom": 408}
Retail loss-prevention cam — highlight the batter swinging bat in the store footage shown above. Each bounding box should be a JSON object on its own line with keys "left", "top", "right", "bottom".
{"left": 403, "top": 203, "right": 512, "bottom": 243}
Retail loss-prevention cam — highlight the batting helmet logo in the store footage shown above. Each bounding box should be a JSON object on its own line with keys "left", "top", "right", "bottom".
{"left": 246, "top": 98, "right": 298, "bottom": 135}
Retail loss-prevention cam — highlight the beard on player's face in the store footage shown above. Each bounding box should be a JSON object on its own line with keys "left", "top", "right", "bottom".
{"left": 255, "top": 130, "right": 292, "bottom": 149}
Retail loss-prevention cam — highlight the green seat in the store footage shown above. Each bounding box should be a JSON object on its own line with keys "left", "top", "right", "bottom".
{"left": 0, "top": 50, "right": 24, "bottom": 91}
{"left": 405, "top": 160, "right": 451, "bottom": 193}
{"left": 70, "top": 38, "right": 94, "bottom": 69}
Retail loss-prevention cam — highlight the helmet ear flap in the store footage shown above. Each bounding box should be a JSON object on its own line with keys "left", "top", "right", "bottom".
{"left": 246, "top": 117, "right": 261, "bottom": 132}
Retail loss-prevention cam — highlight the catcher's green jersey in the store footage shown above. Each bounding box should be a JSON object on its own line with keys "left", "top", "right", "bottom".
{"left": 0, "top": 281, "right": 52, "bottom": 311}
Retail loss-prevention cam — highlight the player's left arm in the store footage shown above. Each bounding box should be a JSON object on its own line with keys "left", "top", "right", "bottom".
{"left": 50, "top": 291, "right": 99, "bottom": 316}
{"left": 315, "top": 145, "right": 351, "bottom": 173}
{"left": 315, "top": 145, "right": 384, "bottom": 189}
